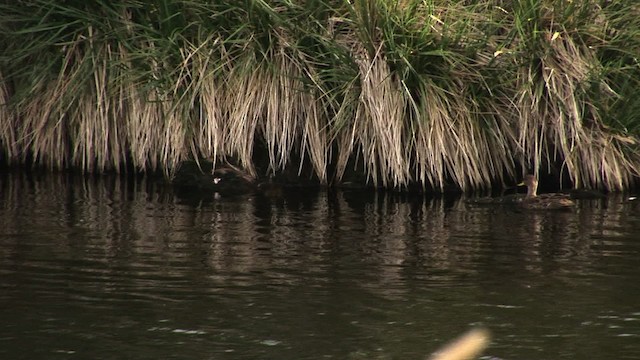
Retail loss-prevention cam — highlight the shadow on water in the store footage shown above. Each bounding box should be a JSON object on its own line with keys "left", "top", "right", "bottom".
{"left": 0, "top": 171, "right": 639, "bottom": 359}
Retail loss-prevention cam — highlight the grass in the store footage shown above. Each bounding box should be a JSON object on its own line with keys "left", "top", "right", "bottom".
{"left": 1, "top": 0, "right": 639, "bottom": 190}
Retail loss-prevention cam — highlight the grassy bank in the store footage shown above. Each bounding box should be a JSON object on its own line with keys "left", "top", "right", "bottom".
{"left": 1, "top": 0, "right": 639, "bottom": 190}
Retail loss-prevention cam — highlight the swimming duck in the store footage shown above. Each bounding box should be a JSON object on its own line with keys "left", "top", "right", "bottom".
{"left": 517, "top": 174, "right": 575, "bottom": 210}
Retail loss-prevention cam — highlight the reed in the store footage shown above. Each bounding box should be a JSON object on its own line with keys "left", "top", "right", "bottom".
{"left": 1, "top": 0, "right": 639, "bottom": 190}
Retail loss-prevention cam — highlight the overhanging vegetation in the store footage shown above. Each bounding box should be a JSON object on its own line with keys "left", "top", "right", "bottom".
{"left": 1, "top": 0, "right": 639, "bottom": 190}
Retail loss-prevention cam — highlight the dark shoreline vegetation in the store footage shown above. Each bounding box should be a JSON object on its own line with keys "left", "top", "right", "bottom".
{"left": 1, "top": 1, "right": 639, "bottom": 192}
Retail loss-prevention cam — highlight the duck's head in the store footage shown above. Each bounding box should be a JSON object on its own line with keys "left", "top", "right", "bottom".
{"left": 517, "top": 174, "right": 538, "bottom": 197}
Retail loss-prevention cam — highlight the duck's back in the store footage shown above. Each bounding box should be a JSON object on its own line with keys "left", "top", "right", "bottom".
{"left": 519, "top": 194, "right": 574, "bottom": 210}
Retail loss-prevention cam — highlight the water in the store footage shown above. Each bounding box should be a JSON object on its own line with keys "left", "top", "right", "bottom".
{"left": 1, "top": 172, "right": 639, "bottom": 359}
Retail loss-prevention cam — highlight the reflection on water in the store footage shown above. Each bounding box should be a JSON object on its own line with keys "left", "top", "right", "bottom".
{"left": 0, "top": 172, "right": 639, "bottom": 359}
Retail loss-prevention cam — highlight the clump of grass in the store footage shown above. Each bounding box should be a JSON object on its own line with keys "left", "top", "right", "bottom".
{"left": 0, "top": 0, "right": 639, "bottom": 190}
{"left": 504, "top": 0, "right": 640, "bottom": 189}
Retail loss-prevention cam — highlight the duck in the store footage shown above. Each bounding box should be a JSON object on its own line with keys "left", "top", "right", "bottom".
{"left": 516, "top": 174, "right": 575, "bottom": 210}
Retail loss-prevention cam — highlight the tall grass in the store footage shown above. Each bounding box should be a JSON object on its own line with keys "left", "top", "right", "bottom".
{"left": 1, "top": 0, "right": 639, "bottom": 190}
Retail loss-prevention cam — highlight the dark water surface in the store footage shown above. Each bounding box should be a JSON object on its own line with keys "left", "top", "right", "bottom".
{"left": 1, "top": 172, "right": 639, "bottom": 360}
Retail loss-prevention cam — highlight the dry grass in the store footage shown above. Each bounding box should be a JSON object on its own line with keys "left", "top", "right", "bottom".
{"left": 512, "top": 28, "right": 640, "bottom": 190}
{"left": 0, "top": 72, "right": 16, "bottom": 161}
{"left": 1, "top": 0, "right": 639, "bottom": 190}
